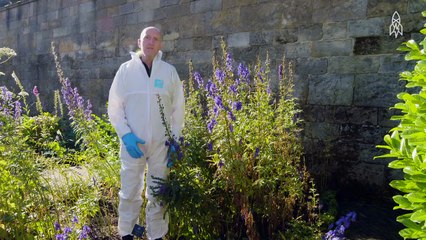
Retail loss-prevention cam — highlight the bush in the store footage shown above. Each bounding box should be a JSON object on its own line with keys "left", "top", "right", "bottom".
{"left": 153, "top": 43, "right": 327, "bottom": 239}
{"left": 376, "top": 10, "right": 426, "bottom": 239}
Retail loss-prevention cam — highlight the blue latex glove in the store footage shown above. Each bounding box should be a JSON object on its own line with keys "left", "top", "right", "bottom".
{"left": 122, "top": 133, "right": 145, "bottom": 158}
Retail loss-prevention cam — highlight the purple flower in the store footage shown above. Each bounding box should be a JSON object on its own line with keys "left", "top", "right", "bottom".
{"left": 215, "top": 69, "right": 226, "bottom": 84}
{"left": 218, "top": 160, "right": 224, "bottom": 168}
{"left": 213, "top": 105, "right": 219, "bottom": 117}
{"left": 72, "top": 216, "right": 78, "bottom": 224}
{"left": 78, "top": 225, "right": 91, "bottom": 239}
{"left": 207, "top": 142, "right": 213, "bottom": 151}
{"left": 229, "top": 124, "right": 234, "bottom": 132}
{"left": 257, "top": 71, "right": 264, "bottom": 82}
{"left": 194, "top": 72, "right": 203, "bottom": 88}
{"left": 32, "top": 86, "right": 39, "bottom": 97}
{"left": 64, "top": 226, "right": 72, "bottom": 235}
{"left": 278, "top": 64, "right": 284, "bottom": 80}
{"left": 266, "top": 86, "right": 271, "bottom": 95}
{"left": 205, "top": 79, "right": 217, "bottom": 96}
{"left": 208, "top": 118, "right": 217, "bottom": 133}
{"left": 54, "top": 222, "right": 61, "bottom": 231}
{"left": 214, "top": 96, "right": 223, "bottom": 109}
{"left": 229, "top": 84, "right": 237, "bottom": 94}
{"left": 14, "top": 101, "right": 21, "bottom": 120}
{"left": 233, "top": 101, "right": 242, "bottom": 111}
{"left": 228, "top": 111, "right": 236, "bottom": 121}
{"left": 159, "top": 183, "right": 168, "bottom": 196}
{"left": 226, "top": 53, "right": 233, "bottom": 71}
{"left": 254, "top": 148, "right": 260, "bottom": 158}
{"left": 56, "top": 234, "right": 66, "bottom": 240}
{"left": 237, "top": 63, "right": 250, "bottom": 84}
{"left": 84, "top": 100, "right": 92, "bottom": 121}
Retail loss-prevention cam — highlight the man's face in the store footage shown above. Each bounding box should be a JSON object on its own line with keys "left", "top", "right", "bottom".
{"left": 138, "top": 28, "right": 162, "bottom": 59}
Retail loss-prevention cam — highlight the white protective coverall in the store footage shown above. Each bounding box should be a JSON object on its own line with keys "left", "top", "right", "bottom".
{"left": 108, "top": 51, "right": 185, "bottom": 239}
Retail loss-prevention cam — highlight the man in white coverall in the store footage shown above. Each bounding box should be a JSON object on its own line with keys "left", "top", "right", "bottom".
{"left": 108, "top": 26, "right": 185, "bottom": 240}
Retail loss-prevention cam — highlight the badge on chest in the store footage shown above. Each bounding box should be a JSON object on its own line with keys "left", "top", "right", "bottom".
{"left": 154, "top": 79, "right": 164, "bottom": 89}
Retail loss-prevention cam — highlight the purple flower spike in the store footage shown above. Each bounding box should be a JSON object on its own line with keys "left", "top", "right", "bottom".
{"left": 32, "top": 86, "right": 39, "bottom": 97}
{"left": 194, "top": 72, "right": 203, "bottom": 88}
{"left": 54, "top": 222, "right": 61, "bottom": 231}
{"left": 226, "top": 53, "right": 233, "bottom": 71}
{"left": 215, "top": 69, "right": 226, "bottom": 84}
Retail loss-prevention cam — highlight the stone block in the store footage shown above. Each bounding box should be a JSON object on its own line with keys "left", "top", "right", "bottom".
{"left": 285, "top": 42, "right": 311, "bottom": 58}
{"left": 239, "top": 3, "right": 282, "bottom": 31}
{"left": 379, "top": 54, "right": 408, "bottom": 73}
{"left": 348, "top": 17, "right": 384, "bottom": 37}
{"left": 160, "top": 0, "right": 180, "bottom": 7}
{"left": 367, "top": 0, "right": 406, "bottom": 18}
{"left": 298, "top": 24, "right": 323, "bottom": 42}
{"left": 79, "top": 1, "right": 95, "bottom": 14}
{"left": 163, "top": 31, "right": 179, "bottom": 41}
{"left": 377, "top": 107, "right": 400, "bottom": 128}
{"left": 96, "top": 16, "right": 115, "bottom": 32}
{"left": 189, "top": 50, "right": 212, "bottom": 64}
{"left": 348, "top": 162, "right": 385, "bottom": 186}
{"left": 211, "top": 8, "right": 240, "bottom": 34}
{"left": 162, "top": 40, "right": 174, "bottom": 52}
{"left": 53, "top": 27, "right": 72, "bottom": 37}
{"left": 190, "top": 0, "right": 222, "bottom": 14}
{"left": 193, "top": 36, "right": 212, "bottom": 50}
{"left": 119, "top": 2, "right": 134, "bottom": 15}
{"left": 328, "top": 56, "right": 380, "bottom": 74}
{"left": 138, "top": 10, "right": 154, "bottom": 23}
{"left": 155, "top": 3, "right": 189, "bottom": 19}
{"left": 353, "top": 73, "right": 403, "bottom": 107}
{"left": 294, "top": 57, "right": 328, "bottom": 75}
{"left": 223, "top": 0, "right": 257, "bottom": 8}
{"left": 228, "top": 32, "right": 250, "bottom": 48}
{"left": 140, "top": 0, "right": 160, "bottom": 10}
{"left": 125, "top": 12, "right": 138, "bottom": 25}
{"left": 304, "top": 122, "right": 341, "bottom": 140}
{"left": 273, "top": 29, "right": 298, "bottom": 45}
{"left": 313, "top": 0, "right": 368, "bottom": 22}
{"left": 312, "top": 40, "right": 353, "bottom": 57}
{"left": 249, "top": 31, "right": 274, "bottom": 46}
{"left": 176, "top": 38, "right": 193, "bottom": 51}
{"left": 333, "top": 106, "right": 378, "bottom": 125}
{"left": 408, "top": 0, "right": 426, "bottom": 13}
{"left": 308, "top": 74, "right": 354, "bottom": 106}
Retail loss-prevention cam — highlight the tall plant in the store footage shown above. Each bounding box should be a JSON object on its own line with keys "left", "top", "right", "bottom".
{"left": 376, "top": 10, "right": 426, "bottom": 239}
{"left": 153, "top": 42, "right": 323, "bottom": 239}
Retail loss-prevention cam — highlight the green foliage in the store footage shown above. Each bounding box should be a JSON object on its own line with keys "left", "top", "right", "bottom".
{"left": 376, "top": 10, "right": 426, "bottom": 239}
{"left": 152, "top": 43, "right": 325, "bottom": 239}
{"left": 0, "top": 44, "right": 121, "bottom": 239}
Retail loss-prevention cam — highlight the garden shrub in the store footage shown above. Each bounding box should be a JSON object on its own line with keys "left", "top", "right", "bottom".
{"left": 376, "top": 9, "right": 426, "bottom": 239}
{"left": 0, "top": 44, "right": 121, "bottom": 239}
{"left": 153, "top": 42, "right": 327, "bottom": 239}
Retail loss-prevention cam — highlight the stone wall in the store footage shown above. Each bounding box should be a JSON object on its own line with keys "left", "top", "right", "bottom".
{"left": 1, "top": 0, "right": 426, "bottom": 194}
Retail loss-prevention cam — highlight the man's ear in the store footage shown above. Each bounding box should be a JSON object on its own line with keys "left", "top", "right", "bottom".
{"left": 137, "top": 38, "right": 142, "bottom": 49}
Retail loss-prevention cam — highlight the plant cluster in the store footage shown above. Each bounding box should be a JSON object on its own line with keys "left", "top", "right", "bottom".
{"left": 152, "top": 42, "right": 334, "bottom": 239}
{"left": 1, "top": 42, "right": 346, "bottom": 239}
{"left": 376, "top": 11, "right": 426, "bottom": 239}
{"left": 0, "top": 44, "right": 121, "bottom": 239}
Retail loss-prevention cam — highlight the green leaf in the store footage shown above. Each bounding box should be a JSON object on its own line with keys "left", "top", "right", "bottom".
{"left": 389, "top": 159, "right": 409, "bottom": 169}
{"left": 411, "top": 209, "right": 426, "bottom": 222}
{"left": 393, "top": 195, "right": 413, "bottom": 210}
{"left": 406, "top": 40, "right": 420, "bottom": 51}
{"left": 398, "top": 213, "right": 422, "bottom": 230}
{"left": 406, "top": 192, "right": 426, "bottom": 203}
